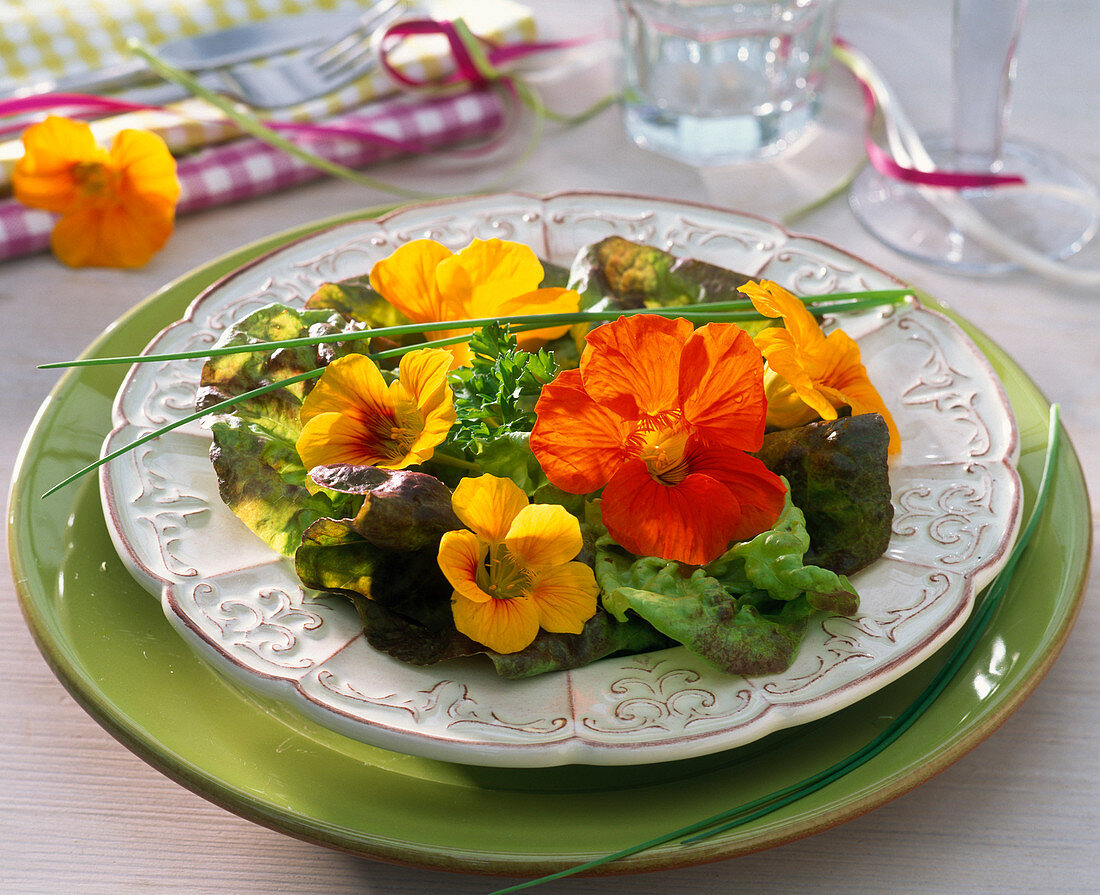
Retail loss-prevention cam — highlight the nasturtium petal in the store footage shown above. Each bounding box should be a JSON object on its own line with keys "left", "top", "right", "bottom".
{"left": 530, "top": 367, "right": 634, "bottom": 494}
{"left": 451, "top": 591, "right": 541, "bottom": 654}
{"left": 13, "top": 116, "right": 102, "bottom": 212}
{"left": 600, "top": 459, "right": 747, "bottom": 565}
{"left": 297, "top": 411, "right": 389, "bottom": 469}
{"left": 504, "top": 503, "right": 584, "bottom": 569}
{"left": 820, "top": 375, "right": 900, "bottom": 451}
{"left": 299, "top": 353, "right": 389, "bottom": 424}
{"left": 450, "top": 474, "right": 529, "bottom": 543}
{"left": 527, "top": 563, "right": 599, "bottom": 634}
{"left": 495, "top": 286, "right": 581, "bottom": 348}
{"left": 369, "top": 238, "right": 453, "bottom": 323}
{"left": 685, "top": 443, "right": 788, "bottom": 543}
{"left": 392, "top": 348, "right": 457, "bottom": 458}
{"left": 110, "top": 128, "right": 182, "bottom": 204}
{"left": 678, "top": 322, "right": 767, "bottom": 451}
{"left": 396, "top": 347, "right": 453, "bottom": 417}
{"left": 437, "top": 529, "right": 492, "bottom": 604}
{"left": 15, "top": 117, "right": 179, "bottom": 268}
{"left": 757, "top": 332, "right": 839, "bottom": 426}
{"left": 811, "top": 328, "right": 865, "bottom": 382}
{"left": 580, "top": 314, "right": 693, "bottom": 419}
{"left": 744, "top": 279, "right": 898, "bottom": 452}
{"left": 451, "top": 237, "right": 545, "bottom": 295}
{"left": 740, "top": 280, "right": 825, "bottom": 349}
{"left": 48, "top": 178, "right": 175, "bottom": 269}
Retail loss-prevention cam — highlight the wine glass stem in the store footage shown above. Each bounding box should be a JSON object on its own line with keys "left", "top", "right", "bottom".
{"left": 951, "top": 0, "right": 1028, "bottom": 172}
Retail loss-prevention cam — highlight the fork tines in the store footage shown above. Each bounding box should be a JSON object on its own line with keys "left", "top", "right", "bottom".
{"left": 311, "top": 0, "right": 405, "bottom": 76}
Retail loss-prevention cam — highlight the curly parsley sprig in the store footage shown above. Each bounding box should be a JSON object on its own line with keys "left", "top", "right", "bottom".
{"left": 448, "top": 323, "right": 560, "bottom": 449}
{"left": 441, "top": 324, "right": 561, "bottom": 491}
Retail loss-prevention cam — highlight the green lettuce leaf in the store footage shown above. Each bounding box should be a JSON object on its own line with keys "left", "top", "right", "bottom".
{"left": 210, "top": 416, "right": 358, "bottom": 556}
{"left": 594, "top": 489, "right": 858, "bottom": 676}
{"left": 703, "top": 494, "right": 859, "bottom": 614}
{"left": 304, "top": 275, "right": 417, "bottom": 358}
{"left": 200, "top": 303, "right": 367, "bottom": 555}
{"left": 197, "top": 302, "right": 365, "bottom": 414}
{"left": 569, "top": 234, "right": 772, "bottom": 319}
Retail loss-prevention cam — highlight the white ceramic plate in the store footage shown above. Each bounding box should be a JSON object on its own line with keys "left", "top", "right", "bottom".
{"left": 100, "top": 192, "right": 1021, "bottom": 767}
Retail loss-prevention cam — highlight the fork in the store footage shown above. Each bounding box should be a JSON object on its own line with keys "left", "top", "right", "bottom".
{"left": 125, "top": 0, "right": 407, "bottom": 110}
{"left": 216, "top": 0, "right": 407, "bottom": 108}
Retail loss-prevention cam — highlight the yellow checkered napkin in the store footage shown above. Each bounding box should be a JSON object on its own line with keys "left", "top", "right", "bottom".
{"left": 0, "top": 0, "right": 536, "bottom": 187}
{"left": 0, "top": 0, "right": 364, "bottom": 91}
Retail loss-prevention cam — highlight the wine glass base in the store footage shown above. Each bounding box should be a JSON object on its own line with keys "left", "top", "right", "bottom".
{"left": 849, "top": 136, "right": 1100, "bottom": 275}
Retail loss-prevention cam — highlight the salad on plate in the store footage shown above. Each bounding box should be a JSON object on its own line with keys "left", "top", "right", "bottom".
{"left": 197, "top": 234, "right": 898, "bottom": 681}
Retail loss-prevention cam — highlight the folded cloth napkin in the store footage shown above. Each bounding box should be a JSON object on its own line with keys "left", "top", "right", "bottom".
{"left": 0, "top": 0, "right": 535, "bottom": 100}
{"left": 0, "top": 0, "right": 536, "bottom": 182}
{"left": 0, "top": 87, "right": 506, "bottom": 262}
{"left": 0, "top": 0, "right": 536, "bottom": 262}
{"left": 0, "top": 0, "right": 361, "bottom": 93}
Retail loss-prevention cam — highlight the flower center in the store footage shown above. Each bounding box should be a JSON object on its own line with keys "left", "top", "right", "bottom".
{"left": 481, "top": 545, "right": 530, "bottom": 600}
{"left": 358, "top": 407, "right": 420, "bottom": 464}
{"left": 638, "top": 427, "right": 691, "bottom": 485}
{"left": 72, "top": 161, "right": 121, "bottom": 202}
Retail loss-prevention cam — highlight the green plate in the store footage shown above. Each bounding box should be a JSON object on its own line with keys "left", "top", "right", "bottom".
{"left": 10, "top": 211, "right": 1091, "bottom": 877}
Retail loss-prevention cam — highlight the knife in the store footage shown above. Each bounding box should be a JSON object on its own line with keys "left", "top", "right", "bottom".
{"left": 3, "top": 10, "right": 365, "bottom": 99}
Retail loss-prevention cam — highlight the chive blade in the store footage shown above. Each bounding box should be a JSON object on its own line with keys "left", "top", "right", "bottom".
{"left": 38, "top": 290, "right": 912, "bottom": 370}
{"left": 40, "top": 368, "right": 323, "bottom": 499}
{"left": 488, "top": 404, "right": 1061, "bottom": 893}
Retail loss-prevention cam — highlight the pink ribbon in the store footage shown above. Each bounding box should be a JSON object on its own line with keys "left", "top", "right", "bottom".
{"left": 0, "top": 90, "right": 474, "bottom": 155}
{"left": 377, "top": 19, "right": 588, "bottom": 89}
{"left": 836, "top": 38, "right": 1025, "bottom": 189}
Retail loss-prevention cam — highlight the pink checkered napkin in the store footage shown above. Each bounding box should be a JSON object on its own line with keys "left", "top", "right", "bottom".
{"left": 0, "top": 88, "right": 504, "bottom": 263}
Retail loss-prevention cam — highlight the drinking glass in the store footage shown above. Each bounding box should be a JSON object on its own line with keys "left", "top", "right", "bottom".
{"left": 616, "top": 0, "right": 837, "bottom": 165}
{"left": 848, "top": 0, "right": 1098, "bottom": 275}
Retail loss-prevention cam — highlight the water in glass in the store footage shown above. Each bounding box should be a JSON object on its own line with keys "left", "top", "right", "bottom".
{"left": 617, "top": 0, "right": 836, "bottom": 165}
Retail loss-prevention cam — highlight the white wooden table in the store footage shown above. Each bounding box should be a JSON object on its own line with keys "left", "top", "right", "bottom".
{"left": 3, "top": 1, "right": 1097, "bottom": 892}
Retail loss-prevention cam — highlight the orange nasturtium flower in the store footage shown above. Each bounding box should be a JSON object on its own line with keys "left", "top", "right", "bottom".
{"left": 739, "top": 280, "right": 900, "bottom": 453}
{"left": 296, "top": 348, "right": 456, "bottom": 472}
{"left": 369, "top": 237, "right": 582, "bottom": 367}
{"left": 13, "top": 115, "right": 180, "bottom": 268}
{"left": 530, "top": 314, "right": 788, "bottom": 566}
{"left": 437, "top": 475, "right": 599, "bottom": 654}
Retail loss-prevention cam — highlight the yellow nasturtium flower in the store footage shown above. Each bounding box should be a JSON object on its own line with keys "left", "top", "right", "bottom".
{"left": 437, "top": 475, "right": 598, "bottom": 654}
{"left": 13, "top": 116, "right": 180, "bottom": 268}
{"left": 296, "top": 348, "right": 456, "bottom": 472}
{"left": 369, "top": 237, "right": 582, "bottom": 367}
{"left": 739, "top": 280, "right": 900, "bottom": 453}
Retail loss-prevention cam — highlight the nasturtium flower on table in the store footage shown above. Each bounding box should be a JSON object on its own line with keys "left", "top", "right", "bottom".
{"left": 13, "top": 115, "right": 180, "bottom": 268}
{"left": 529, "top": 314, "right": 788, "bottom": 566}
{"left": 739, "top": 280, "right": 900, "bottom": 453}
{"left": 369, "top": 237, "right": 582, "bottom": 367}
{"left": 437, "top": 474, "right": 599, "bottom": 654}
{"left": 296, "top": 348, "right": 456, "bottom": 472}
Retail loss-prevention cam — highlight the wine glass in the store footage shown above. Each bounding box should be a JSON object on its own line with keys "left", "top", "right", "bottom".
{"left": 847, "top": 0, "right": 1099, "bottom": 275}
